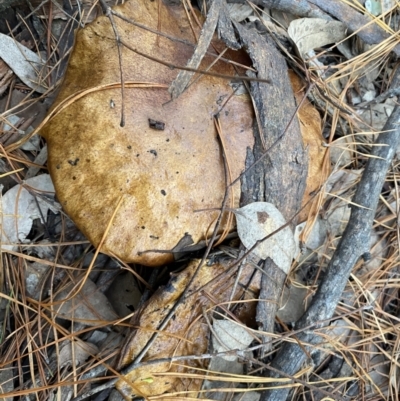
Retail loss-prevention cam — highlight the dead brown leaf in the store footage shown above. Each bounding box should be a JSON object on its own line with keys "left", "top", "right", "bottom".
{"left": 289, "top": 71, "right": 328, "bottom": 222}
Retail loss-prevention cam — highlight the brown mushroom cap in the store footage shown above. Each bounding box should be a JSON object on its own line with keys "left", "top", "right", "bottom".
{"left": 41, "top": 0, "right": 254, "bottom": 266}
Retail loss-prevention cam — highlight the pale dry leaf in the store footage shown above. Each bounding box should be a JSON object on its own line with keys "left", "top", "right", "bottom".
{"left": 288, "top": 18, "right": 347, "bottom": 59}
{"left": 203, "top": 357, "right": 244, "bottom": 400}
{"left": 205, "top": 318, "right": 258, "bottom": 401}
{"left": 105, "top": 271, "right": 142, "bottom": 318}
{"left": 58, "top": 340, "right": 99, "bottom": 368}
{"left": 309, "top": 319, "right": 354, "bottom": 372}
{"left": 330, "top": 136, "right": 353, "bottom": 167}
{"left": 3, "top": 114, "right": 40, "bottom": 151}
{"left": 358, "top": 97, "right": 396, "bottom": 130}
{"left": 381, "top": 0, "right": 396, "bottom": 13}
{"left": 54, "top": 278, "right": 119, "bottom": 325}
{"left": 25, "top": 261, "right": 49, "bottom": 301}
{"left": 363, "top": 344, "right": 389, "bottom": 396}
{"left": 365, "top": 0, "right": 382, "bottom": 15}
{"left": 233, "top": 393, "right": 260, "bottom": 401}
{"left": 295, "top": 218, "right": 326, "bottom": 254}
{"left": 227, "top": 3, "right": 254, "bottom": 22}
{"left": 0, "top": 33, "right": 47, "bottom": 93}
{"left": 362, "top": 89, "right": 376, "bottom": 102}
{"left": 235, "top": 202, "right": 295, "bottom": 274}
{"left": 277, "top": 281, "right": 308, "bottom": 323}
{"left": 324, "top": 170, "right": 362, "bottom": 239}
{"left": 355, "top": 229, "right": 385, "bottom": 276}
{"left": 325, "top": 169, "right": 362, "bottom": 195}
{"left": 326, "top": 203, "right": 350, "bottom": 238}
{"left": 1, "top": 174, "right": 59, "bottom": 251}
{"left": 211, "top": 319, "right": 254, "bottom": 361}
{"left": 26, "top": 144, "right": 49, "bottom": 179}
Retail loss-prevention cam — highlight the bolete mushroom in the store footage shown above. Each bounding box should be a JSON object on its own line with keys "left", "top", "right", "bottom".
{"left": 41, "top": 0, "right": 254, "bottom": 266}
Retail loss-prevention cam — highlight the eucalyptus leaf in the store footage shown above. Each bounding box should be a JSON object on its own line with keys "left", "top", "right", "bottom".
{"left": 288, "top": 18, "right": 346, "bottom": 59}
{"left": 234, "top": 202, "right": 295, "bottom": 274}
{"left": 0, "top": 33, "right": 47, "bottom": 93}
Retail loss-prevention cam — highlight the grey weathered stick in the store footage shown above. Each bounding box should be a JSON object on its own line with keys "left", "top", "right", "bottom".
{"left": 235, "top": 22, "right": 308, "bottom": 352}
{"left": 260, "top": 104, "right": 400, "bottom": 401}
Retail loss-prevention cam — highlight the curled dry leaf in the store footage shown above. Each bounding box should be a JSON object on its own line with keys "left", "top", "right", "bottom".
{"left": 116, "top": 258, "right": 260, "bottom": 400}
{"left": 288, "top": 18, "right": 347, "bottom": 59}
{"left": 41, "top": 0, "right": 254, "bottom": 266}
{"left": 235, "top": 202, "right": 295, "bottom": 274}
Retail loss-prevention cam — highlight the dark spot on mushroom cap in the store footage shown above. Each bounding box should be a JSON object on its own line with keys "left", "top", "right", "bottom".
{"left": 68, "top": 158, "right": 80, "bottom": 166}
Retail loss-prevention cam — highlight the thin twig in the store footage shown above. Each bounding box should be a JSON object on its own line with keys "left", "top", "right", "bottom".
{"left": 99, "top": 0, "right": 126, "bottom": 127}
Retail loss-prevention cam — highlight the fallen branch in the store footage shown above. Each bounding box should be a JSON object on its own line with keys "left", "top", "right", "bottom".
{"left": 260, "top": 104, "right": 400, "bottom": 401}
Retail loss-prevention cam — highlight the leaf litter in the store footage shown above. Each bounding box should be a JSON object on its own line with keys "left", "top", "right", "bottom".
{"left": 1, "top": 0, "right": 400, "bottom": 401}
